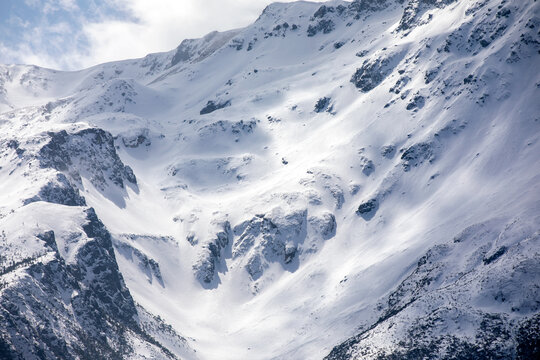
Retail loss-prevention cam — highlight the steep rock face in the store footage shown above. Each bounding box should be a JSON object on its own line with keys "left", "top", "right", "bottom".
{"left": 232, "top": 209, "right": 308, "bottom": 280}
{"left": 325, "top": 215, "right": 540, "bottom": 359}
{"left": 23, "top": 173, "right": 87, "bottom": 207}
{"left": 192, "top": 221, "right": 233, "bottom": 286}
{"left": 0, "top": 206, "right": 138, "bottom": 359}
{"left": 0, "top": 203, "right": 192, "bottom": 360}
{"left": 38, "top": 128, "right": 137, "bottom": 191}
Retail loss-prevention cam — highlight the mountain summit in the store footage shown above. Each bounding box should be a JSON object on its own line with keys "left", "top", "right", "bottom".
{"left": 1, "top": 0, "right": 539, "bottom": 359}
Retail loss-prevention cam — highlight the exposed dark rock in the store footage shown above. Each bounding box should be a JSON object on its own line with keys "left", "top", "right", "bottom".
{"left": 424, "top": 67, "right": 439, "bottom": 84}
{"left": 355, "top": 50, "right": 369, "bottom": 57}
{"left": 309, "top": 212, "right": 337, "bottom": 240}
{"left": 307, "top": 19, "right": 335, "bottom": 37}
{"left": 348, "top": 0, "right": 389, "bottom": 18}
{"left": 193, "top": 222, "right": 232, "bottom": 286}
{"left": 483, "top": 246, "right": 507, "bottom": 265}
{"left": 406, "top": 95, "right": 425, "bottom": 110}
{"left": 24, "top": 173, "right": 86, "bottom": 207}
{"left": 197, "top": 119, "right": 258, "bottom": 142}
{"left": 170, "top": 30, "right": 237, "bottom": 67}
{"left": 314, "top": 5, "right": 334, "bottom": 18}
{"left": 0, "top": 207, "right": 151, "bottom": 359}
{"left": 351, "top": 52, "right": 403, "bottom": 92}
{"left": 359, "top": 156, "right": 375, "bottom": 176}
{"left": 389, "top": 76, "right": 410, "bottom": 94}
{"left": 397, "top": 0, "right": 458, "bottom": 33}
{"left": 314, "top": 97, "right": 331, "bottom": 112}
{"left": 170, "top": 40, "right": 193, "bottom": 67}
{"left": 35, "top": 231, "right": 58, "bottom": 255}
{"left": 38, "top": 128, "right": 137, "bottom": 191}
{"left": 120, "top": 128, "right": 151, "bottom": 148}
{"left": 199, "top": 100, "right": 231, "bottom": 115}
{"left": 230, "top": 38, "right": 244, "bottom": 50}
{"left": 356, "top": 198, "right": 379, "bottom": 220}
{"left": 114, "top": 241, "right": 164, "bottom": 287}
{"left": 516, "top": 314, "right": 540, "bottom": 359}
{"left": 400, "top": 142, "right": 434, "bottom": 171}
{"left": 463, "top": 74, "right": 476, "bottom": 84}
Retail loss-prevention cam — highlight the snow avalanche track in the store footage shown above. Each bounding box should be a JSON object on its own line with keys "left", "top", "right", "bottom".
{"left": 1, "top": 0, "right": 539, "bottom": 359}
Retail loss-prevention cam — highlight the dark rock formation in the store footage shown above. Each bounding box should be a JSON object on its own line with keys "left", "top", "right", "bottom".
{"left": 356, "top": 198, "right": 379, "bottom": 220}
{"left": 193, "top": 222, "right": 233, "bottom": 286}
{"left": 406, "top": 94, "right": 425, "bottom": 110}
{"left": 351, "top": 52, "right": 403, "bottom": 92}
{"left": 314, "top": 97, "right": 332, "bottom": 112}
{"left": 38, "top": 128, "right": 137, "bottom": 191}
{"left": 400, "top": 142, "right": 434, "bottom": 171}
{"left": 307, "top": 19, "right": 335, "bottom": 37}
{"left": 199, "top": 100, "right": 231, "bottom": 115}
{"left": 348, "top": 0, "right": 389, "bottom": 17}
{"left": 0, "top": 208, "right": 148, "bottom": 359}
{"left": 24, "top": 173, "right": 86, "bottom": 206}
{"left": 397, "top": 0, "right": 458, "bottom": 33}
{"left": 114, "top": 241, "right": 164, "bottom": 287}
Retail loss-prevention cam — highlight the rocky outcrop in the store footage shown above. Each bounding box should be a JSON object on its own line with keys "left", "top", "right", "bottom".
{"left": 38, "top": 128, "right": 137, "bottom": 191}
{"left": 405, "top": 94, "right": 425, "bottom": 110}
{"left": 400, "top": 141, "right": 435, "bottom": 171}
{"left": 233, "top": 209, "right": 308, "bottom": 280}
{"left": 314, "top": 97, "right": 333, "bottom": 113}
{"left": 348, "top": 0, "right": 390, "bottom": 17}
{"left": 325, "top": 217, "right": 540, "bottom": 359}
{"left": 356, "top": 198, "right": 379, "bottom": 220}
{"left": 193, "top": 222, "right": 233, "bottom": 286}
{"left": 307, "top": 19, "right": 335, "bottom": 37}
{"left": 0, "top": 208, "right": 137, "bottom": 359}
{"left": 24, "top": 173, "right": 86, "bottom": 206}
{"left": 397, "top": 0, "right": 458, "bottom": 33}
{"left": 351, "top": 51, "right": 404, "bottom": 92}
{"left": 199, "top": 100, "right": 231, "bottom": 115}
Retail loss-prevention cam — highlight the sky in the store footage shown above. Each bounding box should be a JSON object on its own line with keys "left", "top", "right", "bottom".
{"left": 0, "top": 0, "right": 325, "bottom": 71}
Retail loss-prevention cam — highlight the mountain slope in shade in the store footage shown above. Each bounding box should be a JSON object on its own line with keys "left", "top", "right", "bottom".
{"left": 0, "top": 0, "right": 539, "bottom": 359}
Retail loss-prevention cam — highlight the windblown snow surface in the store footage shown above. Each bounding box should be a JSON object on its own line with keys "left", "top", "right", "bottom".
{"left": 1, "top": 0, "right": 539, "bottom": 359}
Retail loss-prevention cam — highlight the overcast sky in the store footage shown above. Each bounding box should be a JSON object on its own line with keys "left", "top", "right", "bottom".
{"left": 0, "top": 0, "right": 326, "bottom": 71}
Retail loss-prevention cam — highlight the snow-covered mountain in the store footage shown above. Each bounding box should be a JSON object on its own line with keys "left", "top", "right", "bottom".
{"left": 1, "top": 0, "right": 539, "bottom": 359}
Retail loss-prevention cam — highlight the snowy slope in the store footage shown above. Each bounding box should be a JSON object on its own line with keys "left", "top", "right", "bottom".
{"left": 1, "top": 0, "right": 539, "bottom": 359}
